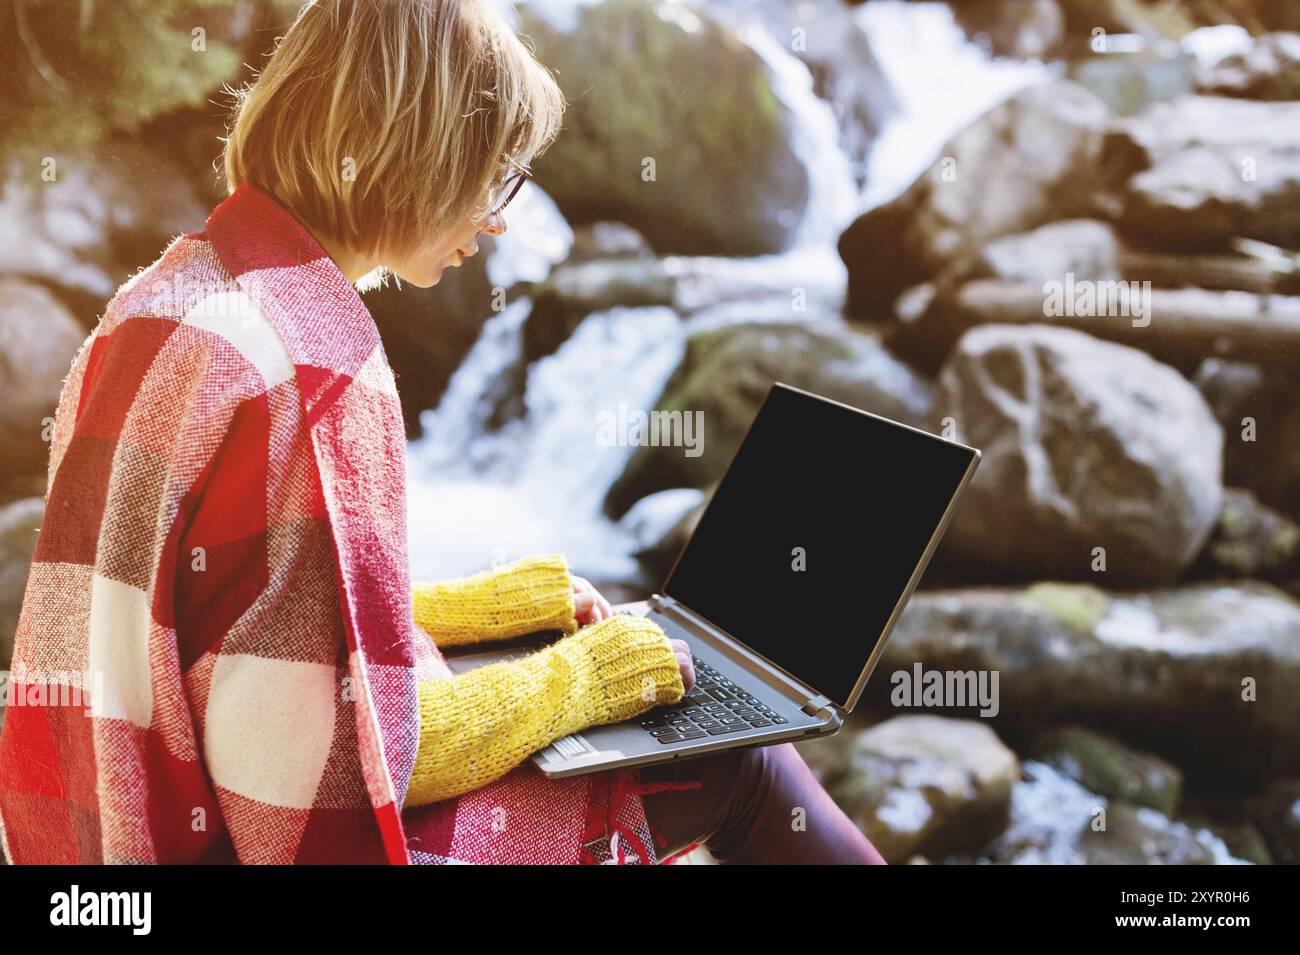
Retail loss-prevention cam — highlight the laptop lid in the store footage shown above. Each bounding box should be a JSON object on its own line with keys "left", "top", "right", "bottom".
{"left": 660, "top": 381, "right": 980, "bottom": 712}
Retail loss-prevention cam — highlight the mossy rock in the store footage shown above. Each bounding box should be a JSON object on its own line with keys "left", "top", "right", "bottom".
{"left": 1020, "top": 581, "right": 1111, "bottom": 636}
{"left": 1029, "top": 724, "right": 1183, "bottom": 815}
{"left": 517, "top": 0, "right": 808, "bottom": 255}
{"left": 602, "top": 320, "right": 932, "bottom": 518}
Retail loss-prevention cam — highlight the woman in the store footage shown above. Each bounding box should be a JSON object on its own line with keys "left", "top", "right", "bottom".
{"left": 0, "top": 0, "right": 884, "bottom": 866}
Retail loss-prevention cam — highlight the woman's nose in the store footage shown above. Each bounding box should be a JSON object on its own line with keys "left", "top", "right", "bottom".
{"left": 481, "top": 211, "right": 508, "bottom": 236}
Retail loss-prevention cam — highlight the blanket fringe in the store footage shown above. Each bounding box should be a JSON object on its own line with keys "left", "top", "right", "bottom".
{"left": 579, "top": 767, "right": 703, "bottom": 865}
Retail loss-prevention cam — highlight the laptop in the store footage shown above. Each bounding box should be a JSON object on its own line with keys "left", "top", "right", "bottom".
{"left": 442, "top": 381, "right": 981, "bottom": 778}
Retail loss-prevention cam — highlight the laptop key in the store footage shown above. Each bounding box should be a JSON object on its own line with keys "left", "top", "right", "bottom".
{"left": 657, "top": 734, "right": 683, "bottom": 744}
{"left": 748, "top": 719, "right": 772, "bottom": 727}
{"left": 706, "top": 725, "right": 750, "bottom": 736}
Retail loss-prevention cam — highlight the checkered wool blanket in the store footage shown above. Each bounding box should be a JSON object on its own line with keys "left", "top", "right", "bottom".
{"left": 0, "top": 182, "right": 672, "bottom": 864}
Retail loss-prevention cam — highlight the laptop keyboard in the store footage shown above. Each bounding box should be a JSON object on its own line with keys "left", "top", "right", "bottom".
{"left": 637, "top": 659, "right": 789, "bottom": 745}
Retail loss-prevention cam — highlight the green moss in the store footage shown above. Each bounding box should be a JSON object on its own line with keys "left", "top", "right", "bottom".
{"left": 518, "top": 0, "right": 806, "bottom": 254}
{"left": 1021, "top": 581, "right": 1111, "bottom": 635}
{"left": 1, "top": 0, "right": 246, "bottom": 164}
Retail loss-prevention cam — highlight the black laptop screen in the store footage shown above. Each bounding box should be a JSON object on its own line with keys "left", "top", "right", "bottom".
{"left": 662, "top": 384, "right": 976, "bottom": 708}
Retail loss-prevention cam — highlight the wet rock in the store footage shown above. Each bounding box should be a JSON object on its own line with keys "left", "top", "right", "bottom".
{"left": 568, "top": 222, "right": 656, "bottom": 262}
{"left": 933, "top": 324, "right": 1223, "bottom": 584}
{"left": 1057, "top": 0, "right": 1198, "bottom": 40}
{"left": 687, "top": 0, "right": 895, "bottom": 186}
{"left": 522, "top": 258, "right": 678, "bottom": 366}
{"left": 516, "top": 0, "right": 809, "bottom": 256}
{"left": 0, "top": 280, "right": 88, "bottom": 480}
{"left": 969, "top": 218, "right": 1125, "bottom": 284}
{"left": 1102, "top": 95, "right": 1300, "bottom": 249}
{"left": 627, "top": 486, "right": 708, "bottom": 585}
{"left": 1191, "top": 487, "right": 1300, "bottom": 579}
{"left": 1192, "top": 358, "right": 1300, "bottom": 521}
{"left": 876, "top": 581, "right": 1300, "bottom": 782}
{"left": 1068, "top": 38, "right": 1196, "bottom": 116}
{"left": 603, "top": 320, "right": 934, "bottom": 519}
{"left": 950, "top": 0, "right": 1066, "bottom": 60}
{"left": 0, "top": 142, "right": 208, "bottom": 306}
{"left": 1243, "top": 779, "right": 1300, "bottom": 864}
{"left": 1197, "top": 31, "right": 1300, "bottom": 100}
{"left": 830, "top": 715, "right": 1018, "bottom": 862}
{"left": 838, "top": 80, "right": 1110, "bottom": 318}
{"left": 958, "top": 762, "right": 1241, "bottom": 864}
{"left": 1177, "top": 798, "right": 1274, "bottom": 865}
{"left": 1028, "top": 725, "right": 1183, "bottom": 814}
{"left": 1082, "top": 803, "right": 1237, "bottom": 864}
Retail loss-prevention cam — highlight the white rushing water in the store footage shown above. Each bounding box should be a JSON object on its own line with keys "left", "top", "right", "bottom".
{"left": 854, "top": 1, "right": 1050, "bottom": 209}
{"left": 405, "top": 0, "right": 1050, "bottom": 583}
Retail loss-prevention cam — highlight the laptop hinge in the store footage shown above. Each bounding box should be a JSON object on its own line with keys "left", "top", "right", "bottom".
{"left": 801, "top": 695, "right": 841, "bottom": 722}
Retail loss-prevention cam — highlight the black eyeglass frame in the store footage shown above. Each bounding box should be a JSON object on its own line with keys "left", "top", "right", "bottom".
{"left": 481, "top": 154, "right": 530, "bottom": 220}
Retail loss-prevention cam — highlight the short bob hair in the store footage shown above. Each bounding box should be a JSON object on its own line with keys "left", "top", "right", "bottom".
{"left": 223, "top": 0, "right": 566, "bottom": 261}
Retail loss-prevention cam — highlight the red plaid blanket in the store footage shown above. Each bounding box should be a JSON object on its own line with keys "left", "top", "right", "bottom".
{"left": 0, "top": 182, "right": 674, "bottom": 864}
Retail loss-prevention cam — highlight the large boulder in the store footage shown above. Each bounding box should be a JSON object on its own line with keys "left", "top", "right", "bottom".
{"left": 967, "top": 218, "right": 1125, "bottom": 284}
{"left": 1027, "top": 725, "right": 1184, "bottom": 815}
{"left": 1067, "top": 38, "right": 1196, "bottom": 116}
{"left": 1190, "top": 487, "right": 1300, "bottom": 580}
{"left": 950, "top": 0, "right": 1066, "bottom": 60}
{"left": 522, "top": 258, "right": 678, "bottom": 367}
{"left": 1192, "top": 358, "right": 1300, "bottom": 521}
{"left": 603, "top": 320, "right": 934, "bottom": 518}
{"left": 1057, "top": 0, "right": 1198, "bottom": 40}
{"left": 966, "top": 761, "right": 1238, "bottom": 864}
{"left": 514, "top": 0, "right": 809, "bottom": 256}
{"left": 685, "top": 0, "right": 895, "bottom": 185}
{"left": 838, "top": 80, "right": 1111, "bottom": 318}
{"left": 0, "top": 280, "right": 88, "bottom": 480}
{"left": 0, "top": 142, "right": 209, "bottom": 309}
{"left": 1102, "top": 95, "right": 1300, "bottom": 249}
{"left": 1197, "top": 31, "right": 1300, "bottom": 100}
{"left": 874, "top": 580, "right": 1300, "bottom": 783}
{"left": 830, "top": 715, "right": 1019, "bottom": 862}
{"left": 932, "top": 324, "right": 1223, "bottom": 584}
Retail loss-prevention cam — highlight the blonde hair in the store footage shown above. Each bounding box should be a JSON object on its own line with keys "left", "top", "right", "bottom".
{"left": 222, "top": 0, "right": 565, "bottom": 260}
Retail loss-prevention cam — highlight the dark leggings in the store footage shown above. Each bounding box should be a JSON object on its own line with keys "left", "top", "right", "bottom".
{"left": 636, "top": 743, "right": 887, "bottom": 864}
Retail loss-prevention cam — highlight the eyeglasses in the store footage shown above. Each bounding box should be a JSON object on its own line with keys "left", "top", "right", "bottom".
{"left": 480, "top": 154, "right": 530, "bottom": 220}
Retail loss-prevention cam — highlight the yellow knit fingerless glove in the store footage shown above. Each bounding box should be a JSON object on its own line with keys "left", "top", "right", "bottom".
{"left": 404, "top": 614, "right": 685, "bottom": 806}
{"left": 412, "top": 553, "right": 579, "bottom": 647}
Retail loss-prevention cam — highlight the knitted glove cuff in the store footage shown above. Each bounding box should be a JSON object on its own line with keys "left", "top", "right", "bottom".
{"left": 413, "top": 552, "right": 578, "bottom": 644}
{"left": 570, "top": 614, "right": 685, "bottom": 725}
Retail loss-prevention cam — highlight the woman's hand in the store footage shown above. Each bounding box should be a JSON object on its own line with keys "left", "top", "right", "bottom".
{"left": 572, "top": 577, "right": 695, "bottom": 691}
{"left": 667, "top": 638, "right": 696, "bottom": 692}
{"left": 572, "top": 575, "right": 613, "bottom": 625}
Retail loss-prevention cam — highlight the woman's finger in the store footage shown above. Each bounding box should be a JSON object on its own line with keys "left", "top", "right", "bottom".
{"left": 573, "top": 591, "right": 595, "bottom": 620}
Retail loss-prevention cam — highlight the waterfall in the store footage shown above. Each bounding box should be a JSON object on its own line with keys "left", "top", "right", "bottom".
{"left": 855, "top": 1, "right": 1051, "bottom": 210}
{"left": 406, "top": 0, "right": 1050, "bottom": 584}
